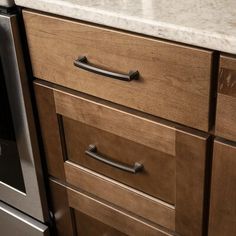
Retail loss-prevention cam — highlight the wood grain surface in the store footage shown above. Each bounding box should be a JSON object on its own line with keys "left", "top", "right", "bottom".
{"left": 34, "top": 80, "right": 209, "bottom": 236}
{"left": 65, "top": 162, "right": 175, "bottom": 230}
{"left": 67, "top": 187, "right": 173, "bottom": 236}
{"left": 209, "top": 139, "right": 236, "bottom": 236}
{"left": 24, "top": 10, "right": 213, "bottom": 131}
{"left": 63, "top": 117, "right": 175, "bottom": 204}
{"left": 215, "top": 54, "right": 236, "bottom": 141}
{"left": 54, "top": 89, "right": 176, "bottom": 156}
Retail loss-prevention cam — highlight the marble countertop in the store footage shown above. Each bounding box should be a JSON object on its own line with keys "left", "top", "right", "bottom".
{"left": 15, "top": 0, "right": 236, "bottom": 54}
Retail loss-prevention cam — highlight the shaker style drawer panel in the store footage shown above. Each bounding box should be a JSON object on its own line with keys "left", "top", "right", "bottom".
{"left": 49, "top": 179, "right": 172, "bottom": 236}
{"left": 34, "top": 80, "right": 209, "bottom": 236}
{"left": 209, "top": 139, "right": 236, "bottom": 236}
{"left": 23, "top": 10, "right": 213, "bottom": 131}
{"left": 215, "top": 55, "right": 236, "bottom": 141}
{"left": 62, "top": 116, "right": 175, "bottom": 205}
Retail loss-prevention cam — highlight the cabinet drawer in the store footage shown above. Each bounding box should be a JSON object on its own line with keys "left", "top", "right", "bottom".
{"left": 49, "top": 179, "right": 172, "bottom": 236}
{"left": 215, "top": 55, "right": 236, "bottom": 141}
{"left": 35, "top": 80, "right": 209, "bottom": 236}
{"left": 209, "top": 139, "right": 236, "bottom": 236}
{"left": 24, "top": 10, "right": 213, "bottom": 131}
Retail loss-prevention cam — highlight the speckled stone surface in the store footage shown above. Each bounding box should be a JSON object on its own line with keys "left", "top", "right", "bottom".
{"left": 0, "top": 0, "right": 14, "bottom": 7}
{"left": 15, "top": 0, "right": 236, "bottom": 54}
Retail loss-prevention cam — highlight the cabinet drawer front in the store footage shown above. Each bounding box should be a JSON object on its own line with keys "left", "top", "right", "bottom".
{"left": 209, "top": 139, "right": 236, "bottom": 236}
{"left": 216, "top": 55, "right": 236, "bottom": 141}
{"left": 34, "top": 80, "right": 208, "bottom": 236}
{"left": 55, "top": 84, "right": 177, "bottom": 208}
{"left": 24, "top": 10, "right": 213, "bottom": 131}
{"left": 49, "top": 178, "right": 173, "bottom": 236}
{"left": 67, "top": 185, "right": 173, "bottom": 236}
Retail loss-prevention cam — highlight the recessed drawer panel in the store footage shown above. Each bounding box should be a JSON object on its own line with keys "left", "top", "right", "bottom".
{"left": 215, "top": 55, "right": 236, "bottom": 141}
{"left": 34, "top": 80, "right": 209, "bottom": 236}
{"left": 63, "top": 117, "right": 176, "bottom": 205}
{"left": 24, "top": 10, "right": 213, "bottom": 131}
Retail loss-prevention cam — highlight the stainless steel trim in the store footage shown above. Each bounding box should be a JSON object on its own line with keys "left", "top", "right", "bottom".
{"left": 0, "top": 13, "right": 49, "bottom": 222}
{"left": 0, "top": 201, "right": 49, "bottom": 236}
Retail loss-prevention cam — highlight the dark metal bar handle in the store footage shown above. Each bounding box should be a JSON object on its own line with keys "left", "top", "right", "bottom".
{"left": 85, "top": 144, "right": 143, "bottom": 174}
{"left": 74, "top": 56, "right": 139, "bottom": 82}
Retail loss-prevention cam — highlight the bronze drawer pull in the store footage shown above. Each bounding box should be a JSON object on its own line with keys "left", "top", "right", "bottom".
{"left": 85, "top": 144, "right": 143, "bottom": 174}
{"left": 74, "top": 56, "right": 139, "bottom": 81}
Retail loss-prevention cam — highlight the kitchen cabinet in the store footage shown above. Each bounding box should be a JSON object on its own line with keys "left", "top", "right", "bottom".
{"left": 20, "top": 6, "right": 236, "bottom": 236}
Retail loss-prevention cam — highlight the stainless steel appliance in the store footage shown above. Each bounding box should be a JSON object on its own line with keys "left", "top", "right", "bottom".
{"left": 0, "top": 5, "right": 49, "bottom": 236}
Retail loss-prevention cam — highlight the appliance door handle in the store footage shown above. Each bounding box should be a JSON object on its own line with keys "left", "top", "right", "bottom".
{"left": 85, "top": 144, "right": 143, "bottom": 174}
{"left": 74, "top": 56, "right": 139, "bottom": 82}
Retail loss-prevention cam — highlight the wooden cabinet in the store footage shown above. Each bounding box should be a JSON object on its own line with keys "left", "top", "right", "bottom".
{"left": 23, "top": 10, "right": 213, "bottom": 131}
{"left": 208, "top": 139, "right": 236, "bottom": 236}
{"left": 34, "top": 80, "right": 209, "bottom": 236}
{"left": 22, "top": 9, "right": 236, "bottom": 236}
{"left": 215, "top": 55, "right": 236, "bottom": 142}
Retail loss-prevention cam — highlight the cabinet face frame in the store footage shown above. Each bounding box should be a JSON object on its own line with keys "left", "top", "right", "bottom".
{"left": 34, "top": 80, "right": 209, "bottom": 236}
{"left": 209, "top": 139, "right": 236, "bottom": 236}
{"left": 215, "top": 54, "right": 236, "bottom": 142}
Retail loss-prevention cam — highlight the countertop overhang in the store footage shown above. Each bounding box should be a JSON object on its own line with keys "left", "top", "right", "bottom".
{"left": 15, "top": 0, "right": 236, "bottom": 54}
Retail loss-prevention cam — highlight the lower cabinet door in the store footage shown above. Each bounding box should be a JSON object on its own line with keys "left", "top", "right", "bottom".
{"left": 35, "top": 80, "right": 210, "bottom": 236}
{"left": 0, "top": 201, "right": 49, "bottom": 236}
{"left": 209, "top": 139, "right": 236, "bottom": 236}
{"left": 49, "top": 178, "right": 173, "bottom": 236}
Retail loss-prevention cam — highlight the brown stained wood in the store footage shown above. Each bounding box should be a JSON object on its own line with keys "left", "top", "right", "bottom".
{"left": 34, "top": 80, "right": 209, "bottom": 235}
{"left": 218, "top": 68, "right": 236, "bottom": 97}
{"left": 209, "top": 139, "right": 236, "bottom": 236}
{"left": 216, "top": 54, "right": 236, "bottom": 142}
{"left": 67, "top": 188, "right": 174, "bottom": 236}
{"left": 63, "top": 117, "right": 175, "bottom": 204}
{"left": 34, "top": 82, "right": 65, "bottom": 180}
{"left": 23, "top": 10, "right": 213, "bottom": 131}
{"left": 54, "top": 88, "right": 176, "bottom": 156}
{"left": 175, "top": 130, "right": 209, "bottom": 236}
{"left": 216, "top": 94, "right": 236, "bottom": 141}
{"left": 64, "top": 162, "right": 175, "bottom": 230}
{"left": 74, "top": 211, "right": 127, "bottom": 236}
{"left": 48, "top": 179, "right": 75, "bottom": 236}
{"left": 49, "top": 178, "right": 126, "bottom": 236}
